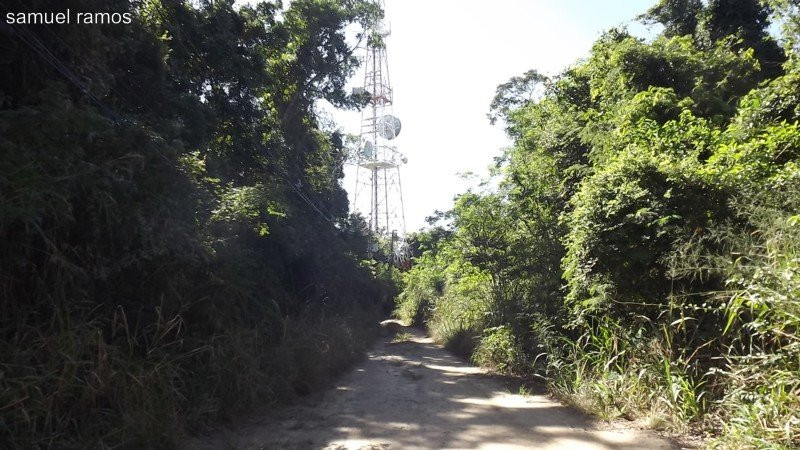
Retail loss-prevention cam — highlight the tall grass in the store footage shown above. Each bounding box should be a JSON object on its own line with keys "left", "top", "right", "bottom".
{"left": 0, "top": 300, "right": 380, "bottom": 448}
{"left": 700, "top": 190, "right": 800, "bottom": 448}
{"left": 398, "top": 184, "right": 800, "bottom": 447}
{"left": 396, "top": 256, "right": 493, "bottom": 358}
{"left": 519, "top": 189, "right": 799, "bottom": 444}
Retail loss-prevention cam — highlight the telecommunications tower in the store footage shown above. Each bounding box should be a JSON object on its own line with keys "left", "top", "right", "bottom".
{"left": 349, "top": 14, "right": 408, "bottom": 260}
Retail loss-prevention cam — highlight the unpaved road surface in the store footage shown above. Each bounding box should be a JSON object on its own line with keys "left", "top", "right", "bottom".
{"left": 191, "top": 322, "right": 678, "bottom": 449}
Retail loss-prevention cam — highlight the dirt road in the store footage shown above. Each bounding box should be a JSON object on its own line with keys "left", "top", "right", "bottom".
{"left": 192, "top": 322, "right": 678, "bottom": 449}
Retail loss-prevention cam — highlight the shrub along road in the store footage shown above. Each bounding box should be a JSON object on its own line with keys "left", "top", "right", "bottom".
{"left": 189, "top": 321, "right": 678, "bottom": 449}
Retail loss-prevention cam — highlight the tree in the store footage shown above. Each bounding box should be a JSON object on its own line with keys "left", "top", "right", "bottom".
{"left": 639, "top": 0, "right": 704, "bottom": 37}
{"left": 0, "top": 1, "right": 394, "bottom": 446}
{"left": 702, "top": 0, "right": 786, "bottom": 78}
{"left": 488, "top": 69, "right": 549, "bottom": 125}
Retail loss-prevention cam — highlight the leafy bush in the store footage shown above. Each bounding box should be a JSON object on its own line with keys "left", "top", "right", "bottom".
{"left": 397, "top": 2, "right": 800, "bottom": 446}
{"left": 394, "top": 253, "right": 441, "bottom": 326}
{"left": 563, "top": 147, "right": 726, "bottom": 321}
{"left": 426, "top": 255, "right": 494, "bottom": 357}
{"left": 472, "top": 325, "right": 525, "bottom": 373}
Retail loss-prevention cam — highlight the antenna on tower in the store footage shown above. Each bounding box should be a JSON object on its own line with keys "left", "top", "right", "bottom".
{"left": 346, "top": 6, "right": 409, "bottom": 264}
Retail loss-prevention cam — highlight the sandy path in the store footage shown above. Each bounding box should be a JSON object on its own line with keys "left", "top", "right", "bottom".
{"left": 190, "top": 322, "right": 678, "bottom": 449}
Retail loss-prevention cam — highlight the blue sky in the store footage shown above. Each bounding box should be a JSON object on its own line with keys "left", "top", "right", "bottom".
{"left": 330, "top": 0, "right": 661, "bottom": 231}
{"left": 236, "top": 0, "right": 664, "bottom": 231}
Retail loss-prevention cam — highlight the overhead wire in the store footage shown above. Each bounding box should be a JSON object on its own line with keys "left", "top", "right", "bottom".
{"left": 6, "top": 21, "right": 179, "bottom": 164}
{"left": 8, "top": 25, "right": 116, "bottom": 119}
{"left": 148, "top": 0, "right": 341, "bottom": 225}
{"left": 8, "top": 0, "right": 162, "bottom": 120}
{"left": 258, "top": 144, "right": 338, "bottom": 223}
{"left": 6, "top": 7, "right": 343, "bottom": 226}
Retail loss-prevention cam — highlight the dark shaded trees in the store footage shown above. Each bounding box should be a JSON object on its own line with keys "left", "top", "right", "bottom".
{"left": 0, "top": 1, "right": 392, "bottom": 447}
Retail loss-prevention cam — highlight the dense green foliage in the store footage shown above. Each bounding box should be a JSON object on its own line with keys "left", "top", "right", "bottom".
{"left": 399, "top": 1, "right": 800, "bottom": 447}
{"left": 0, "top": 0, "right": 396, "bottom": 447}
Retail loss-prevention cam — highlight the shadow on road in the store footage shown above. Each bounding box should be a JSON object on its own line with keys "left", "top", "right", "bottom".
{"left": 191, "top": 321, "right": 679, "bottom": 450}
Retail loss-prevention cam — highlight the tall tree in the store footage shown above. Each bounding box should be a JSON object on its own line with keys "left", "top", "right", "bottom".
{"left": 703, "top": 0, "right": 786, "bottom": 78}
{"left": 639, "top": 0, "right": 704, "bottom": 37}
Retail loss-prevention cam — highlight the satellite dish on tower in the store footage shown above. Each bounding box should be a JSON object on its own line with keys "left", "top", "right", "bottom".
{"left": 361, "top": 140, "right": 374, "bottom": 159}
{"left": 378, "top": 115, "right": 401, "bottom": 140}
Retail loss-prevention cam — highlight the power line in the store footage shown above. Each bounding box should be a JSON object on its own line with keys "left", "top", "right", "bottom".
{"left": 6, "top": 23, "right": 180, "bottom": 166}
{"left": 8, "top": 25, "right": 116, "bottom": 119}
{"left": 7, "top": 0, "right": 162, "bottom": 120}
{"left": 6, "top": 17, "right": 341, "bottom": 227}
{"left": 258, "top": 144, "right": 338, "bottom": 223}
{"left": 146, "top": 1, "right": 342, "bottom": 225}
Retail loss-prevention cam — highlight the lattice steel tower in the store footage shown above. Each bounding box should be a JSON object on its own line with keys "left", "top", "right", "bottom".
{"left": 349, "top": 18, "right": 408, "bottom": 259}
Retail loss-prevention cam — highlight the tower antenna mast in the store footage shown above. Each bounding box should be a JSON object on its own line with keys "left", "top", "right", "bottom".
{"left": 348, "top": 7, "right": 408, "bottom": 262}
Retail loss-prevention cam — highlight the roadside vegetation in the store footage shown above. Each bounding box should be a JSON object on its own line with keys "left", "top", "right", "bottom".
{"left": 0, "top": 0, "right": 397, "bottom": 447}
{"left": 397, "top": 1, "right": 800, "bottom": 447}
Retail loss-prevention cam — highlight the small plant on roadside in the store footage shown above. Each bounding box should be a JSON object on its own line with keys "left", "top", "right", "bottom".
{"left": 392, "top": 332, "right": 414, "bottom": 343}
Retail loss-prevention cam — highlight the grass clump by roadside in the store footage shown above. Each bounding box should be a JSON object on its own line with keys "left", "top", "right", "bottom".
{"left": 391, "top": 331, "right": 415, "bottom": 343}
